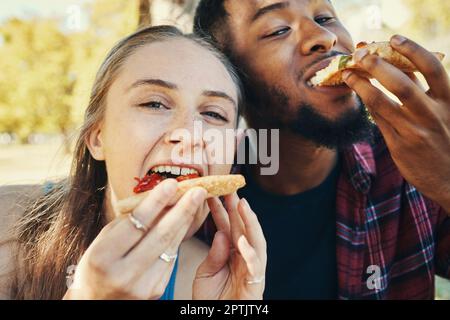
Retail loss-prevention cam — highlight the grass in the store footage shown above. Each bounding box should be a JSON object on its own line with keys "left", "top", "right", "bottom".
{"left": 0, "top": 142, "right": 449, "bottom": 299}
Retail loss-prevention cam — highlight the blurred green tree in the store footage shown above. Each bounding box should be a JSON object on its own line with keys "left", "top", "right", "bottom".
{"left": 0, "top": 18, "right": 73, "bottom": 146}
{"left": 69, "top": 0, "right": 137, "bottom": 128}
{"left": 0, "top": 0, "right": 200, "bottom": 147}
{"left": 404, "top": 0, "right": 450, "bottom": 36}
{"left": 401, "top": 0, "right": 450, "bottom": 69}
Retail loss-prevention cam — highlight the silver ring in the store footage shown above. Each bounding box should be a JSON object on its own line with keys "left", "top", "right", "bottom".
{"left": 128, "top": 213, "right": 148, "bottom": 233}
{"left": 246, "top": 276, "right": 265, "bottom": 285}
{"left": 159, "top": 252, "right": 178, "bottom": 263}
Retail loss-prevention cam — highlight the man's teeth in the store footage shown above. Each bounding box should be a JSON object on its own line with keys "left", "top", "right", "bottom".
{"left": 151, "top": 165, "right": 199, "bottom": 176}
{"left": 307, "top": 80, "right": 313, "bottom": 87}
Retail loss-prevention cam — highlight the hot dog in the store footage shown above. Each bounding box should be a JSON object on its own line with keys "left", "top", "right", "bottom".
{"left": 310, "top": 41, "right": 445, "bottom": 87}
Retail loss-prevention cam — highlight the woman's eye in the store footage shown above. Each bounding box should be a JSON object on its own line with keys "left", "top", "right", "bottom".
{"left": 138, "top": 101, "right": 168, "bottom": 109}
{"left": 264, "top": 27, "right": 291, "bottom": 38}
{"left": 315, "top": 16, "right": 335, "bottom": 25}
{"left": 202, "top": 111, "right": 228, "bottom": 122}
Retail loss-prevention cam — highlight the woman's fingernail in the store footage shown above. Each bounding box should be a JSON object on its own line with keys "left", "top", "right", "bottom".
{"left": 354, "top": 48, "right": 369, "bottom": 62}
{"left": 192, "top": 188, "right": 207, "bottom": 204}
{"left": 241, "top": 198, "right": 250, "bottom": 210}
{"left": 163, "top": 179, "right": 177, "bottom": 195}
{"left": 391, "top": 35, "right": 406, "bottom": 46}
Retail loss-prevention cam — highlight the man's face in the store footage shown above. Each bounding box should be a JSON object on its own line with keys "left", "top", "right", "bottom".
{"left": 223, "top": 0, "right": 372, "bottom": 148}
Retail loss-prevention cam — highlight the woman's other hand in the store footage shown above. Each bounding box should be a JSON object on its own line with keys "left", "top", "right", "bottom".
{"left": 193, "top": 193, "right": 267, "bottom": 300}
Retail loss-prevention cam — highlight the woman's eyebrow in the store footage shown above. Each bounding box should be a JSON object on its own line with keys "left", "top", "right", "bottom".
{"left": 128, "top": 78, "right": 178, "bottom": 91}
{"left": 127, "top": 80, "right": 236, "bottom": 109}
{"left": 202, "top": 90, "right": 237, "bottom": 109}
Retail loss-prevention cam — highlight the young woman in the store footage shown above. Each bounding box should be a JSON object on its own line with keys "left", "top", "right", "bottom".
{"left": 0, "top": 25, "right": 266, "bottom": 300}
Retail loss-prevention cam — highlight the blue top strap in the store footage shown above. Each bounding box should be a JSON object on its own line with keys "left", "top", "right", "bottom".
{"left": 159, "top": 257, "right": 179, "bottom": 300}
{"left": 43, "top": 181, "right": 55, "bottom": 195}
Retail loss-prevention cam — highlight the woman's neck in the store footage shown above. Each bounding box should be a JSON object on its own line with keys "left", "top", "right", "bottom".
{"left": 103, "top": 187, "right": 118, "bottom": 224}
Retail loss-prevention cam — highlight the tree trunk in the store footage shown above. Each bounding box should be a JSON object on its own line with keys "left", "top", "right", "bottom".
{"left": 138, "top": 0, "right": 152, "bottom": 28}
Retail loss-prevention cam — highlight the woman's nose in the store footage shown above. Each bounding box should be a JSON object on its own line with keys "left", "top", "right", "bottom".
{"left": 165, "top": 118, "right": 206, "bottom": 151}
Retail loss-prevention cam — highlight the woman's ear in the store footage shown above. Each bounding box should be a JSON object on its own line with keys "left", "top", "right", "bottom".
{"left": 85, "top": 124, "right": 105, "bottom": 161}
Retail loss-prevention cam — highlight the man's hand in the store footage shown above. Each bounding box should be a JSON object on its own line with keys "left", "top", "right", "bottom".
{"left": 343, "top": 35, "right": 450, "bottom": 214}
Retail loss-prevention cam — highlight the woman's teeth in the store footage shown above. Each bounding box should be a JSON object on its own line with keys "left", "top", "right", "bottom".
{"left": 151, "top": 165, "right": 199, "bottom": 176}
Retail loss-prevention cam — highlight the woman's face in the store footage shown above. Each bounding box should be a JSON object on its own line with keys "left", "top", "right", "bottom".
{"left": 89, "top": 38, "right": 239, "bottom": 238}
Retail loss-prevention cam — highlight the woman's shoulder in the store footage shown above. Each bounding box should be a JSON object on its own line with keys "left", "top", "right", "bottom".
{"left": 0, "top": 184, "right": 44, "bottom": 235}
{"left": 0, "top": 184, "right": 43, "bottom": 299}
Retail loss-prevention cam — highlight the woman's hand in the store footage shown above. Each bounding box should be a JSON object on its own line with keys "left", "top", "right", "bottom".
{"left": 193, "top": 193, "right": 267, "bottom": 300}
{"left": 63, "top": 179, "right": 207, "bottom": 300}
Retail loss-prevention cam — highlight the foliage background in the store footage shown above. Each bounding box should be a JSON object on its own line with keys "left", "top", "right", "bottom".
{"left": 0, "top": 0, "right": 448, "bottom": 299}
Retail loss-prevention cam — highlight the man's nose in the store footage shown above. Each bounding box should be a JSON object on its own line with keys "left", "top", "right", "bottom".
{"left": 297, "top": 19, "right": 337, "bottom": 55}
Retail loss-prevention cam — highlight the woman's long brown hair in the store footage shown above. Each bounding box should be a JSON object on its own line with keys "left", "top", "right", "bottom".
{"left": 7, "top": 25, "right": 242, "bottom": 300}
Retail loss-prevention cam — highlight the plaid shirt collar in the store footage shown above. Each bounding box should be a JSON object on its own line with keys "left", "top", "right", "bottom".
{"left": 341, "top": 141, "right": 377, "bottom": 195}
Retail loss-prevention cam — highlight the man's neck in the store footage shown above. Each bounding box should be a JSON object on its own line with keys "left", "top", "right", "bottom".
{"left": 251, "top": 131, "right": 338, "bottom": 196}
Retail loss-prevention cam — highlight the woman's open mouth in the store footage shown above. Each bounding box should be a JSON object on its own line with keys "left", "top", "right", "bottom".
{"left": 133, "top": 165, "right": 201, "bottom": 193}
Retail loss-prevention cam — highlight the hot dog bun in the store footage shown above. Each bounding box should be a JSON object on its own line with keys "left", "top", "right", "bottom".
{"left": 116, "top": 174, "right": 246, "bottom": 214}
{"left": 310, "top": 41, "right": 445, "bottom": 87}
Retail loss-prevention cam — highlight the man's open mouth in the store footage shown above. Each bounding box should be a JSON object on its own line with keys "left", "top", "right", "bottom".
{"left": 133, "top": 165, "right": 201, "bottom": 193}
{"left": 304, "top": 54, "right": 352, "bottom": 88}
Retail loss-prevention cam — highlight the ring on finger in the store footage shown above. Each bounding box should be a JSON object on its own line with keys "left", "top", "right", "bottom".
{"left": 159, "top": 252, "right": 178, "bottom": 263}
{"left": 246, "top": 276, "right": 265, "bottom": 285}
{"left": 128, "top": 213, "right": 148, "bottom": 233}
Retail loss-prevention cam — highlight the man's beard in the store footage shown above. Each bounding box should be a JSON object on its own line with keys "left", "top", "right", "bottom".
{"left": 240, "top": 75, "right": 374, "bottom": 150}
{"left": 289, "top": 96, "right": 374, "bottom": 149}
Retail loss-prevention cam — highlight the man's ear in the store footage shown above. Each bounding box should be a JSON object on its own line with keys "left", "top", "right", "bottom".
{"left": 85, "top": 124, "right": 105, "bottom": 161}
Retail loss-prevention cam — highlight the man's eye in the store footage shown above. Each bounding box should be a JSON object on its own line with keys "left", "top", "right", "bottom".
{"left": 202, "top": 111, "right": 228, "bottom": 122}
{"left": 315, "top": 16, "right": 335, "bottom": 25}
{"left": 264, "top": 27, "right": 291, "bottom": 38}
{"left": 138, "top": 101, "right": 168, "bottom": 109}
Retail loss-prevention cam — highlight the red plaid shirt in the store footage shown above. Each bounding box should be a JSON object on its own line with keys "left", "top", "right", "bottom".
{"left": 197, "top": 128, "right": 450, "bottom": 299}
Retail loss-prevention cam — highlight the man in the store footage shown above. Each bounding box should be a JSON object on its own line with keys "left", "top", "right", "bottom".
{"left": 193, "top": 0, "right": 450, "bottom": 299}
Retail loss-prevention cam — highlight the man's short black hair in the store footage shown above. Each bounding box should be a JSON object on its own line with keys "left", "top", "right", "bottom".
{"left": 193, "top": 0, "right": 229, "bottom": 45}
